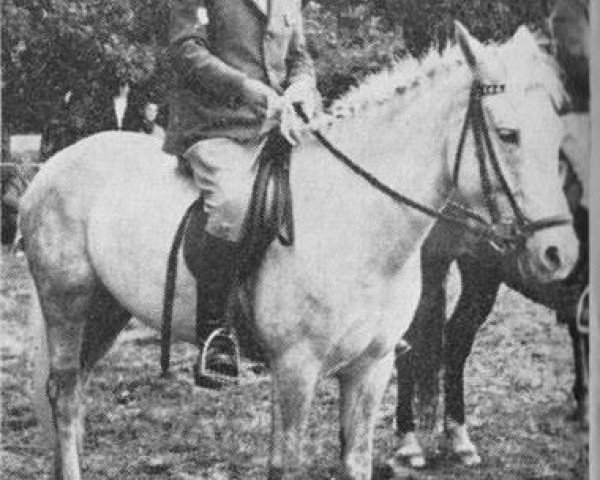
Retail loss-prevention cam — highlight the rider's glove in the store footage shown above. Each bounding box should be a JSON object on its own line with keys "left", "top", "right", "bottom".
{"left": 242, "top": 77, "right": 319, "bottom": 145}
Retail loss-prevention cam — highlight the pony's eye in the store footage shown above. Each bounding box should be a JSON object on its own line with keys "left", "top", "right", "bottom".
{"left": 497, "top": 128, "right": 520, "bottom": 145}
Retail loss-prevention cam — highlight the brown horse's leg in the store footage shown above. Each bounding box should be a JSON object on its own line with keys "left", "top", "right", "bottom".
{"left": 442, "top": 255, "right": 500, "bottom": 466}
{"left": 398, "top": 246, "right": 454, "bottom": 429}
{"left": 564, "top": 309, "right": 588, "bottom": 426}
{"left": 339, "top": 353, "right": 394, "bottom": 480}
{"left": 80, "top": 284, "right": 131, "bottom": 380}
{"left": 268, "top": 344, "right": 320, "bottom": 480}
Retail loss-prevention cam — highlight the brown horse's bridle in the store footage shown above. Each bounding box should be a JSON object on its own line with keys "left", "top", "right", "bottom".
{"left": 298, "top": 80, "right": 571, "bottom": 254}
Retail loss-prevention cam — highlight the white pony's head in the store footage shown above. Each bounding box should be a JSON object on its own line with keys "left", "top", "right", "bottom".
{"left": 451, "top": 22, "right": 578, "bottom": 282}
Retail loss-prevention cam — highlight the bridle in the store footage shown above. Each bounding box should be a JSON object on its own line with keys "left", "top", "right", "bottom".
{"left": 297, "top": 80, "right": 571, "bottom": 254}
{"left": 446, "top": 81, "right": 571, "bottom": 251}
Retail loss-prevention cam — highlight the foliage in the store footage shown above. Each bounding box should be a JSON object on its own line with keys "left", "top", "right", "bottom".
{"left": 1, "top": 0, "right": 170, "bottom": 131}
{"left": 2, "top": 0, "right": 553, "bottom": 132}
{"left": 305, "top": 0, "right": 552, "bottom": 105}
{"left": 378, "top": 0, "right": 550, "bottom": 56}
{"left": 305, "top": 3, "right": 406, "bottom": 105}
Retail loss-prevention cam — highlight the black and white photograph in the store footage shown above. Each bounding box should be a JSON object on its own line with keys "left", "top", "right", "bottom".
{"left": 1, "top": 1, "right": 594, "bottom": 479}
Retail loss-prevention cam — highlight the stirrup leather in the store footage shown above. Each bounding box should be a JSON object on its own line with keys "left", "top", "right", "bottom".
{"left": 194, "top": 327, "right": 241, "bottom": 388}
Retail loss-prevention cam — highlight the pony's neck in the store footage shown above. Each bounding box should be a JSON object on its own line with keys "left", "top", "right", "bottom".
{"left": 299, "top": 69, "right": 471, "bottom": 275}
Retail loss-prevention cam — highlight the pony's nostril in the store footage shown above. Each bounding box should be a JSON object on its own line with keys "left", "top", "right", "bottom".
{"left": 544, "top": 246, "right": 561, "bottom": 270}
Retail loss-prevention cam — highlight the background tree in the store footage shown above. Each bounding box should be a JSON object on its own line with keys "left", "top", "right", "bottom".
{"left": 1, "top": 0, "right": 170, "bottom": 133}
{"left": 378, "top": 0, "right": 550, "bottom": 56}
{"left": 2, "top": 0, "right": 555, "bottom": 134}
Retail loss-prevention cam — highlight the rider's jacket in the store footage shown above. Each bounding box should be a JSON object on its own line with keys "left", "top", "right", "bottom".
{"left": 163, "top": 0, "right": 315, "bottom": 156}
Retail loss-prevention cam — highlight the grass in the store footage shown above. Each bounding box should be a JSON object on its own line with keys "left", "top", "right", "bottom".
{"left": 0, "top": 248, "right": 588, "bottom": 479}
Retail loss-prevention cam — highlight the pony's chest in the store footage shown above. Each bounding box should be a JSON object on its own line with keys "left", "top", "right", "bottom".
{"left": 301, "top": 250, "right": 423, "bottom": 367}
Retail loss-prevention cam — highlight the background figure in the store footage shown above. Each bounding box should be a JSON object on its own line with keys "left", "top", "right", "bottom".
{"left": 136, "top": 101, "right": 165, "bottom": 139}
{"left": 90, "top": 80, "right": 138, "bottom": 133}
{"left": 39, "top": 91, "right": 75, "bottom": 161}
{"left": 39, "top": 88, "right": 96, "bottom": 161}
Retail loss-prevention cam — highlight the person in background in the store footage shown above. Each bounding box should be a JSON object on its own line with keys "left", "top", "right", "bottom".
{"left": 91, "top": 80, "right": 138, "bottom": 133}
{"left": 137, "top": 101, "right": 165, "bottom": 139}
{"left": 39, "top": 88, "right": 94, "bottom": 161}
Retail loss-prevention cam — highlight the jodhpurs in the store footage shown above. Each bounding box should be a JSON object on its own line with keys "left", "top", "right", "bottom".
{"left": 183, "top": 138, "right": 263, "bottom": 242}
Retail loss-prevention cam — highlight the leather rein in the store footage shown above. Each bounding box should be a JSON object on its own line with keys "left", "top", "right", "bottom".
{"left": 298, "top": 81, "right": 571, "bottom": 253}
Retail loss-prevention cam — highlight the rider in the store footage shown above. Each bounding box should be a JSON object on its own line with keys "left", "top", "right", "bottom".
{"left": 163, "top": 0, "right": 319, "bottom": 374}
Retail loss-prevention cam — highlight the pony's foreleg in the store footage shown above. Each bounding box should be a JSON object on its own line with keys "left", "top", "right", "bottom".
{"left": 268, "top": 344, "right": 320, "bottom": 480}
{"left": 338, "top": 352, "right": 394, "bottom": 480}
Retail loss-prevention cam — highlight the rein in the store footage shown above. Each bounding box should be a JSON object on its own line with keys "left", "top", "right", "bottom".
{"left": 297, "top": 81, "right": 570, "bottom": 253}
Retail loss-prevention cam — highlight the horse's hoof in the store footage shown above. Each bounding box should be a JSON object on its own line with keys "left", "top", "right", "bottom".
{"left": 394, "top": 431, "right": 426, "bottom": 469}
{"left": 443, "top": 422, "right": 481, "bottom": 466}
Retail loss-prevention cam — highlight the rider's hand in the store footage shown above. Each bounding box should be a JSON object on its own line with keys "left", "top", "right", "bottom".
{"left": 242, "top": 78, "right": 302, "bottom": 145}
{"left": 263, "top": 95, "right": 303, "bottom": 146}
{"left": 241, "top": 78, "right": 280, "bottom": 116}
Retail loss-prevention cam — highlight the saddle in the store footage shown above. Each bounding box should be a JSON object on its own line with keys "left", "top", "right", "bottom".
{"left": 160, "top": 132, "right": 294, "bottom": 381}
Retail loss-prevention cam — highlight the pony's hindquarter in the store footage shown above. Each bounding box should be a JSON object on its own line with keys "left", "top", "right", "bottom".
{"left": 21, "top": 134, "right": 156, "bottom": 479}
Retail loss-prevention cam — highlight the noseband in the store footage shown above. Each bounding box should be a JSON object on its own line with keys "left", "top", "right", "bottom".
{"left": 296, "top": 80, "right": 571, "bottom": 254}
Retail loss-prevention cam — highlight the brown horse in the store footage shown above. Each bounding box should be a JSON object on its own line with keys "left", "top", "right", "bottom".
{"left": 26, "top": 24, "right": 576, "bottom": 480}
{"left": 393, "top": 154, "right": 588, "bottom": 469}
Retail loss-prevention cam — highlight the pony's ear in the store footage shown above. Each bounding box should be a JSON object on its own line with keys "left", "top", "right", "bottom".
{"left": 512, "top": 25, "right": 542, "bottom": 56}
{"left": 455, "top": 21, "right": 486, "bottom": 73}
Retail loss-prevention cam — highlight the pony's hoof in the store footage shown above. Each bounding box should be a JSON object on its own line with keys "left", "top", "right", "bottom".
{"left": 393, "top": 431, "right": 426, "bottom": 469}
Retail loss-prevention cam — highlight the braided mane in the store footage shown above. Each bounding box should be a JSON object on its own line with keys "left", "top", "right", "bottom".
{"left": 330, "top": 31, "right": 566, "bottom": 119}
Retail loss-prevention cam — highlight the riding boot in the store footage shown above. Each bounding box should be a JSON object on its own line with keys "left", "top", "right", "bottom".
{"left": 192, "top": 231, "right": 241, "bottom": 386}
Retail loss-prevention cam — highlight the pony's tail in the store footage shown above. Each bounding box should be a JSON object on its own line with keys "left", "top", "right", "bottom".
{"left": 30, "top": 288, "right": 53, "bottom": 446}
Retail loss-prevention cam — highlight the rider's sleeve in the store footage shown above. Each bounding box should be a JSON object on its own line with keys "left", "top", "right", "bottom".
{"left": 168, "top": 0, "right": 263, "bottom": 107}
{"left": 286, "top": 6, "right": 316, "bottom": 91}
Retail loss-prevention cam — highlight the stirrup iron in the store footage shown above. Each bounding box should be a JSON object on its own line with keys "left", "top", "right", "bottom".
{"left": 194, "top": 327, "right": 241, "bottom": 389}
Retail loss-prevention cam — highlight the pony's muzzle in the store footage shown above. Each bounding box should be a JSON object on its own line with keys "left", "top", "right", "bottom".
{"left": 522, "top": 225, "right": 579, "bottom": 282}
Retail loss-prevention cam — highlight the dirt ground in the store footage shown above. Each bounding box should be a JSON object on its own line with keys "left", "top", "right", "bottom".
{"left": 1, "top": 247, "right": 588, "bottom": 479}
